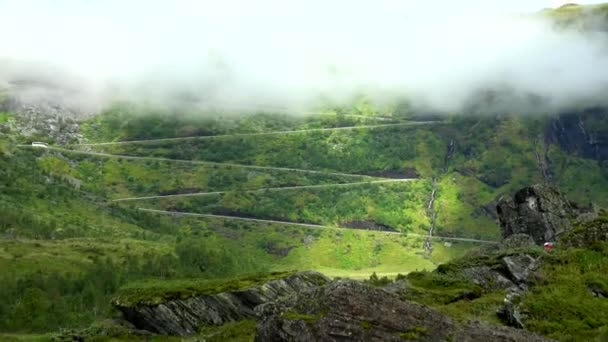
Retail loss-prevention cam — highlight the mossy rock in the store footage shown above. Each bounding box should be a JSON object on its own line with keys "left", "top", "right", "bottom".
{"left": 113, "top": 271, "right": 296, "bottom": 307}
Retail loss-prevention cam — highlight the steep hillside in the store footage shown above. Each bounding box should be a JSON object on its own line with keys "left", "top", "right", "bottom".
{"left": 2, "top": 100, "right": 607, "bottom": 336}
{"left": 72, "top": 108, "right": 608, "bottom": 240}
{"left": 1, "top": 3, "right": 608, "bottom": 339}
{"left": 0, "top": 108, "right": 460, "bottom": 334}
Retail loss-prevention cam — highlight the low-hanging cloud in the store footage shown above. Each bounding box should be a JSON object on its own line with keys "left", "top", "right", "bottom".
{"left": 1, "top": 0, "right": 608, "bottom": 114}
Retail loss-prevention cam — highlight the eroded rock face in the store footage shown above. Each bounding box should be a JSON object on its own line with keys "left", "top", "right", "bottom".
{"left": 255, "top": 280, "right": 550, "bottom": 342}
{"left": 496, "top": 185, "right": 576, "bottom": 245}
{"left": 113, "top": 271, "right": 329, "bottom": 336}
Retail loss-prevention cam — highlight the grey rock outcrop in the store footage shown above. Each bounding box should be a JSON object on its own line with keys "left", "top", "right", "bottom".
{"left": 1, "top": 90, "right": 89, "bottom": 144}
{"left": 496, "top": 184, "right": 576, "bottom": 244}
{"left": 497, "top": 292, "right": 527, "bottom": 329}
{"left": 502, "top": 255, "right": 539, "bottom": 285}
{"left": 461, "top": 266, "right": 516, "bottom": 291}
{"left": 10, "top": 104, "right": 85, "bottom": 144}
{"left": 255, "top": 280, "right": 551, "bottom": 342}
{"left": 456, "top": 252, "right": 540, "bottom": 293}
{"left": 113, "top": 271, "right": 329, "bottom": 336}
{"left": 491, "top": 254, "right": 540, "bottom": 329}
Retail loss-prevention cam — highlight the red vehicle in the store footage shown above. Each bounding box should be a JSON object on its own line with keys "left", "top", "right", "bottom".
{"left": 544, "top": 242, "right": 555, "bottom": 251}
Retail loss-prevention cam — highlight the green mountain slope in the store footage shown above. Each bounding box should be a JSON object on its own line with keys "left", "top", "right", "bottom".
{"left": 1, "top": 3, "right": 608, "bottom": 337}
{"left": 2, "top": 103, "right": 607, "bottom": 335}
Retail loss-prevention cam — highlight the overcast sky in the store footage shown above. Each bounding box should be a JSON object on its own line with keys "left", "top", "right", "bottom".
{"left": 1, "top": 0, "right": 607, "bottom": 112}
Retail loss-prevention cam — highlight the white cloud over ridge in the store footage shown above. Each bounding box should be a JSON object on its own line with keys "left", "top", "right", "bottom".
{"left": 1, "top": 0, "right": 608, "bottom": 114}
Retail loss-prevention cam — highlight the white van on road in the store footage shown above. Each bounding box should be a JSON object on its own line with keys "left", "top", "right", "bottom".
{"left": 31, "top": 142, "right": 49, "bottom": 148}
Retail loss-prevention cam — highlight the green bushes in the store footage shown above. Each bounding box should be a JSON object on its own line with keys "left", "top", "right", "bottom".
{"left": 174, "top": 236, "right": 266, "bottom": 277}
{"left": 65, "top": 152, "right": 365, "bottom": 199}
{"left": 91, "top": 123, "right": 446, "bottom": 178}
{"left": 0, "top": 236, "right": 271, "bottom": 332}
{"left": 81, "top": 105, "right": 391, "bottom": 143}
{"left": 521, "top": 243, "right": 608, "bottom": 341}
{"left": 0, "top": 112, "right": 13, "bottom": 123}
{"left": 405, "top": 271, "right": 483, "bottom": 305}
{"left": 137, "top": 180, "right": 431, "bottom": 234}
{"left": 0, "top": 255, "right": 175, "bottom": 332}
{"left": 364, "top": 272, "right": 394, "bottom": 287}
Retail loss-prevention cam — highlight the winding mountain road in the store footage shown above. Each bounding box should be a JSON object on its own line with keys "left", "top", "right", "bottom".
{"left": 112, "top": 179, "right": 415, "bottom": 202}
{"left": 137, "top": 208, "right": 499, "bottom": 244}
{"left": 64, "top": 121, "right": 440, "bottom": 147}
{"left": 16, "top": 119, "right": 499, "bottom": 249}
{"left": 18, "top": 145, "right": 374, "bottom": 179}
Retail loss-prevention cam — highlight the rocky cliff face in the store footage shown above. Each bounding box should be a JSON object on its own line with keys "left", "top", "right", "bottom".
{"left": 496, "top": 184, "right": 577, "bottom": 244}
{"left": 112, "top": 271, "right": 329, "bottom": 336}
{"left": 12, "top": 105, "right": 86, "bottom": 144}
{"left": 547, "top": 107, "right": 608, "bottom": 164}
{"left": 1, "top": 95, "right": 87, "bottom": 144}
{"left": 255, "top": 280, "right": 550, "bottom": 342}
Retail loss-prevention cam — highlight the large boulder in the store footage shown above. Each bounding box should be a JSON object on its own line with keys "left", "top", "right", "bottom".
{"left": 502, "top": 254, "right": 539, "bottom": 285}
{"left": 255, "top": 280, "right": 550, "bottom": 342}
{"left": 496, "top": 185, "right": 576, "bottom": 244}
{"left": 112, "top": 271, "right": 329, "bottom": 336}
